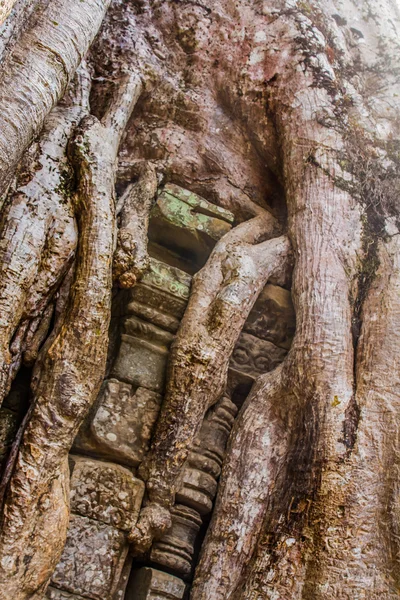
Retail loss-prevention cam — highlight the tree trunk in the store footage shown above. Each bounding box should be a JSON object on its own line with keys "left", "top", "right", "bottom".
{"left": 0, "top": 0, "right": 111, "bottom": 198}
{"left": 0, "top": 0, "right": 399, "bottom": 598}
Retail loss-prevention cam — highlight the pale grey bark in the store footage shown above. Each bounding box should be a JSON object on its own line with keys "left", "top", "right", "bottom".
{"left": 114, "top": 161, "right": 157, "bottom": 288}
{"left": 0, "top": 0, "right": 111, "bottom": 199}
{"left": 0, "top": 63, "right": 91, "bottom": 406}
{"left": 0, "top": 60, "right": 141, "bottom": 600}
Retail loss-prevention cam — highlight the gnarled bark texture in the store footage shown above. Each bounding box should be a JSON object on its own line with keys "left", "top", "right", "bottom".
{"left": 0, "top": 0, "right": 399, "bottom": 599}
{"left": 0, "top": 25, "right": 141, "bottom": 597}
{"left": 0, "top": 0, "right": 111, "bottom": 198}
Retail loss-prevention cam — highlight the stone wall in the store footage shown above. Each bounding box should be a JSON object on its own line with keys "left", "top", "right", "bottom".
{"left": 39, "top": 184, "right": 295, "bottom": 600}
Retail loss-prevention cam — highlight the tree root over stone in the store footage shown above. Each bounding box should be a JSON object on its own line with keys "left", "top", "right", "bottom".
{"left": 131, "top": 210, "right": 292, "bottom": 551}
{"left": 0, "top": 68, "right": 142, "bottom": 600}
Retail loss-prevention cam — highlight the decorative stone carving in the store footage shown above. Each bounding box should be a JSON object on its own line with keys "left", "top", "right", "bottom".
{"left": 111, "top": 316, "right": 174, "bottom": 393}
{"left": 51, "top": 514, "right": 128, "bottom": 600}
{"left": 74, "top": 380, "right": 162, "bottom": 467}
{"left": 126, "top": 258, "right": 191, "bottom": 333}
{"left": 69, "top": 456, "right": 144, "bottom": 531}
{"left": 230, "top": 331, "right": 287, "bottom": 381}
{"left": 150, "top": 504, "right": 202, "bottom": 576}
{"left": 176, "top": 395, "right": 238, "bottom": 515}
{"left": 244, "top": 283, "right": 295, "bottom": 349}
{"left": 148, "top": 184, "right": 234, "bottom": 269}
{"left": 125, "top": 567, "right": 185, "bottom": 600}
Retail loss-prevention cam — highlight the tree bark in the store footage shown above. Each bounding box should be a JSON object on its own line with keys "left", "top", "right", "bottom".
{"left": 0, "top": 0, "right": 19, "bottom": 25}
{"left": 131, "top": 212, "right": 291, "bottom": 549}
{"left": 113, "top": 159, "right": 157, "bottom": 288}
{"left": 0, "top": 0, "right": 111, "bottom": 199}
{"left": 0, "top": 63, "right": 91, "bottom": 406}
{"left": 0, "top": 0, "right": 399, "bottom": 598}
{"left": 0, "top": 64, "right": 140, "bottom": 600}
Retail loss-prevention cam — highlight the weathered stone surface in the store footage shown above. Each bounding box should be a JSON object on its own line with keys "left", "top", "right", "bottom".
{"left": 148, "top": 184, "right": 233, "bottom": 268}
{"left": 46, "top": 587, "right": 86, "bottom": 600}
{"left": 150, "top": 505, "right": 202, "bottom": 576}
{"left": 226, "top": 370, "right": 254, "bottom": 408}
{"left": 127, "top": 258, "right": 191, "bottom": 333}
{"left": 244, "top": 283, "right": 295, "bottom": 349}
{"left": 112, "top": 316, "right": 174, "bottom": 393}
{"left": 126, "top": 567, "right": 185, "bottom": 600}
{"left": 69, "top": 456, "right": 144, "bottom": 531}
{"left": 141, "top": 258, "right": 192, "bottom": 306}
{"left": 51, "top": 514, "right": 128, "bottom": 600}
{"left": 74, "top": 380, "right": 162, "bottom": 467}
{"left": 176, "top": 468, "right": 217, "bottom": 516}
{"left": 230, "top": 331, "right": 287, "bottom": 380}
{"left": 176, "top": 396, "right": 237, "bottom": 515}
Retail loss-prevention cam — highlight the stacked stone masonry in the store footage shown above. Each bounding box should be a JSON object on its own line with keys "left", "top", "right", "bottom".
{"left": 42, "top": 184, "right": 296, "bottom": 600}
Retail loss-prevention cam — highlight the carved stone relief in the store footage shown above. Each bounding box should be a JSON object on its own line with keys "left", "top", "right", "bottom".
{"left": 148, "top": 184, "right": 234, "bottom": 270}
{"left": 46, "top": 587, "right": 86, "bottom": 600}
{"left": 126, "top": 258, "right": 191, "bottom": 333}
{"left": 69, "top": 456, "right": 144, "bottom": 530}
{"left": 230, "top": 331, "right": 287, "bottom": 382}
{"left": 51, "top": 514, "right": 128, "bottom": 600}
{"left": 50, "top": 458, "right": 144, "bottom": 600}
{"left": 111, "top": 316, "right": 174, "bottom": 393}
{"left": 244, "top": 283, "right": 295, "bottom": 349}
{"left": 74, "top": 381, "right": 162, "bottom": 467}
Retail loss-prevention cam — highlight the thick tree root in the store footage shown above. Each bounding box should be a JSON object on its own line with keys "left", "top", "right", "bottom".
{"left": 0, "top": 0, "right": 111, "bottom": 197}
{"left": 0, "top": 64, "right": 91, "bottom": 405}
{"left": 0, "top": 68, "right": 141, "bottom": 600}
{"left": 131, "top": 211, "right": 291, "bottom": 549}
{"left": 113, "top": 160, "right": 157, "bottom": 288}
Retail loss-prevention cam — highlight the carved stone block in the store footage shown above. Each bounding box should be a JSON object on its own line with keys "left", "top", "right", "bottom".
{"left": 51, "top": 514, "right": 127, "bottom": 600}
{"left": 126, "top": 259, "right": 191, "bottom": 333}
{"left": 125, "top": 567, "right": 185, "bottom": 600}
{"left": 111, "top": 316, "right": 174, "bottom": 393}
{"left": 69, "top": 456, "right": 144, "bottom": 531}
{"left": 176, "top": 396, "right": 238, "bottom": 515}
{"left": 230, "top": 331, "right": 287, "bottom": 380}
{"left": 244, "top": 283, "right": 295, "bottom": 349}
{"left": 176, "top": 467, "right": 217, "bottom": 515}
{"left": 150, "top": 505, "right": 202, "bottom": 576}
{"left": 74, "top": 379, "right": 162, "bottom": 467}
{"left": 148, "top": 184, "right": 233, "bottom": 268}
{"left": 46, "top": 587, "right": 86, "bottom": 600}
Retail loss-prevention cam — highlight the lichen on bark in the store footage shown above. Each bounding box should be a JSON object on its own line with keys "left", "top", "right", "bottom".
{"left": 0, "top": 0, "right": 399, "bottom": 598}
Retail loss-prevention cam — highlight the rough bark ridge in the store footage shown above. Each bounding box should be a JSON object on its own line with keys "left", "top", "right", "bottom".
{"left": 131, "top": 213, "right": 291, "bottom": 549}
{"left": 0, "top": 31, "right": 142, "bottom": 600}
{"left": 113, "top": 161, "right": 158, "bottom": 288}
{"left": 0, "top": 63, "right": 91, "bottom": 406}
{"left": 0, "top": 0, "right": 399, "bottom": 598}
{"left": 0, "top": 0, "right": 111, "bottom": 199}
